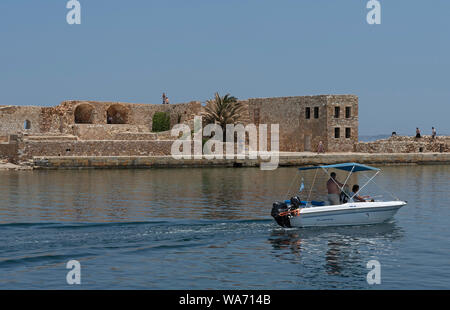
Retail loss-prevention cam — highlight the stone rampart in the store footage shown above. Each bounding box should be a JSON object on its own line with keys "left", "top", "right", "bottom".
{"left": 18, "top": 140, "right": 176, "bottom": 160}
{"left": 356, "top": 136, "right": 449, "bottom": 153}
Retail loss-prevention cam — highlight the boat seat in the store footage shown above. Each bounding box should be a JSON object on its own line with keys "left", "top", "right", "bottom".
{"left": 311, "top": 201, "right": 325, "bottom": 206}
{"left": 299, "top": 200, "right": 325, "bottom": 206}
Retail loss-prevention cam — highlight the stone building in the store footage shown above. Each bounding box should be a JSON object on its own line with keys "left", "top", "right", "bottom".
{"left": 0, "top": 95, "right": 359, "bottom": 163}
{"left": 240, "top": 95, "right": 358, "bottom": 152}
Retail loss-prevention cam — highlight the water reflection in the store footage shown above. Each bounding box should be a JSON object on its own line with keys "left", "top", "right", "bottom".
{"left": 268, "top": 230, "right": 303, "bottom": 254}
{"left": 325, "top": 240, "right": 346, "bottom": 275}
{"left": 268, "top": 223, "right": 404, "bottom": 276}
{"left": 1, "top": 165, "right": 449, "bottom": 289}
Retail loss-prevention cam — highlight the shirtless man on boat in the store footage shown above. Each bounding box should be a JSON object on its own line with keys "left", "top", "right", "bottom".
{"left": 327, "top": 172, "right": 344, "bottom": 205}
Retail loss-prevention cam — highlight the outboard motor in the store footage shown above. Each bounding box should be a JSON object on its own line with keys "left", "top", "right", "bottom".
{"left": 271, "top": 201, "right": 292, "bottom": 228}
{"left": 290, "top": 196, "right": 302, "bottom": 209}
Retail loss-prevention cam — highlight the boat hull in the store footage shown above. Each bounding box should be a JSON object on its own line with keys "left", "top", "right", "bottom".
{"left": 289, "top": 201, "right": 406, "bottom": 228}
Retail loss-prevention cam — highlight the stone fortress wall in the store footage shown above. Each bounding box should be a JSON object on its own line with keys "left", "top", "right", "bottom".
{"left": 1, "top": 94, "right": 448, "bottom": 165}
{"left": 239, "top": 95, "right": 358, "bottom": 152}
{"left": 356, "top": 135, "right": 450, "bottom": 153}
{"left": 1, "top": 100, "right": 202, "bottom": 136}
{"left": 0, "top": 100, "right": 201, "bottom": 162}
{"left": 1, "top": 95, "right": 360, "bottom": 162}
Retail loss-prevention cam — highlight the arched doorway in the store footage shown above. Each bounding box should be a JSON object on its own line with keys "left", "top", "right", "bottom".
{"left": 107, "top": 104, "right": 128, "bottom": 124}
{"left": 74, "top": 104, "right": 94, "bottom": 124}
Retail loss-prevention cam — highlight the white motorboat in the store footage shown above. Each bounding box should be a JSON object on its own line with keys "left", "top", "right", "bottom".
{"left": 271, "top": 163, "right": 407, "bottom": 228}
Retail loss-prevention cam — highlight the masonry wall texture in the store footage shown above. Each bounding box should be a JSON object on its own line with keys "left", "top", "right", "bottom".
{"left": 18, "top": 140, "right": 175, "bottom": 160}
{"left": 356, "top": 136, "right": 450, "bottom": 153}
{"left": 0, "top": 105, "right": 42, "bottom": 135}
{"left": 1, "top": 101, "right": 200, "bottom": 135}
{"left": 239, "top": 95, "right": 358, "bottom": 152}
{"left": 0, "top": 95, "right": 361, "bottom": 162}
{"left": 0, "top": 142, "right": 18, "bottom": 162}
{"left": 1, "top": 93, "right": 449, "bottom": 166}
{"left": 6, "top": 94, "right": 447, "bottom": 165}
{"left": 32, "top": 153, "right": 450, "bottom": 170}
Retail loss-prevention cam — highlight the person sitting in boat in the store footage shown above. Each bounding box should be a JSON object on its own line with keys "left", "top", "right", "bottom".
{"left": 351, "top": 185, "right": 370, "bottom": 202}
{"left": 340, "top": 184, "right": 351, "bottom": 203}
{"left": 327, "top": 172, "right": 344, "bottom": 205}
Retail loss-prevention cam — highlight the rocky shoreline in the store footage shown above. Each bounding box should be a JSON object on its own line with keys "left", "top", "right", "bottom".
{"left": 0, "top": 161, "right": 32, "bottom": 171}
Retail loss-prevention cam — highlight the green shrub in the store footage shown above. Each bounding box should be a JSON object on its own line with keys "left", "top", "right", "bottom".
{"left": 152, "top": 112, "right": 171, "bottom": 132}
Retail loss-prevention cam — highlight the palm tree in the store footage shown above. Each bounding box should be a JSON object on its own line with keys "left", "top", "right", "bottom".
{"left": 203, "top": 92, "right": 245, "bottom": 141}
{"left": 204, "top": 92, "right": 244, "bottom": 125}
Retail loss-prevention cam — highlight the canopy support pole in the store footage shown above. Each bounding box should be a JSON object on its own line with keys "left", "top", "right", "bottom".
{"left": 321, "top": 166, "right": 353, "bottom": 201}
{"left": 285, "top": 171, "right": 299, "bottom": 199}
{"left": 360, "top": 171, "right": 401, "bottom": 201}
{"left": 306, "top": 168, "right": 319, "bottom": 203}
{"left": 351, "top": 170, "right": 380, "bottom": 200}
{"left": 343, "top": 165, "right": 355, "bottom": 189}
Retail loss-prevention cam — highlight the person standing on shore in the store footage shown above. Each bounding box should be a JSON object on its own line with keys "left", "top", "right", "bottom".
{"left": 317, "top": 141, "right": 324, "bottom": 154}
{"left": 432, "top": 127, "right": 437, "bottom": 139}
{"left": 416, "top": 127, "right": 421, "bottom": 139}
{"left": 162, "top": 93, "right": 167, "bottom": 104}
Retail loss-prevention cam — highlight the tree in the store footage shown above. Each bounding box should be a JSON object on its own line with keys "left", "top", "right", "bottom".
{"left": 203, "top": 92, "right": 245, "bottom": 140}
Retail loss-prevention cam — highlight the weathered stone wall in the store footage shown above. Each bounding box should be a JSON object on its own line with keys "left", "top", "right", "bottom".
{"left": 326, "top": 95, "right": 359, "bottom": 152}
{"left": 356, "top": 136, "right": 449, "bottom": 153}
{"left": 1, "top": 95, "right": 359, "bottom": 155}
{"left": 71, "top": 125, "right": 179, "bottom": 141}
{"left": 1, "top": 100, "right": 202, "bottom": 136}
{"left": 241, "top": 96, "right": 327, "bottom": 152}
{"left": 0, "top": 142, "right": 18, "bottom": 162}
{"left": 72, "top": 124, "right": 148, "bottom": 140}
{"left": 18, "top": 140, "right": 176, "bottom": 160}
{"left": 0, "top": 106, "right": 42, "bottom": 135}
{"left": 32, "top": 152, "right": 450, "bottom": 169}
{"left": 239, "top": 95, "right": 358, "bottom": 152}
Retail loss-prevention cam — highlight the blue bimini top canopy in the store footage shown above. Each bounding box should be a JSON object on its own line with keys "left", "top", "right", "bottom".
{"left": 298, "top": 162, "right": 380, "bottom": 172}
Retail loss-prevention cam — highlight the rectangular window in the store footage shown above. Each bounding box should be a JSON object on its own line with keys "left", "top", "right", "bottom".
{"left": 345, "top": 128, "right": 351, "bottom": 138}
{"left": 305, "top": 107, "right": 310, "bottom": 119}
{"left": 314, "top": 107, "right": 319, "bottom": 119}
{"left": 345, "top": 107, "right": 351, "bottom": 118}
{"left": 335, "top": 127, "right": 340, "bottom": 138}
{"left": 334, "top": 107, "right": 340, "bottom": 118}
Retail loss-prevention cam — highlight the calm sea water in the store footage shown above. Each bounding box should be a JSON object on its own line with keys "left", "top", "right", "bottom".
{"left": 0, "top": 165, "right": 449, "bottom": 289}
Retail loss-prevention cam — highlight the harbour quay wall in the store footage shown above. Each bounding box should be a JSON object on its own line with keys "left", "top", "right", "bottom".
{"left": 32, "top": 152, "right": 450, "bottom": 169}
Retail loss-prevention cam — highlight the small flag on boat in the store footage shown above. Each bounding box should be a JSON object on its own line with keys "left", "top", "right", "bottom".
{"left": 299, "top": 178, "right": 305, "bottom": 192}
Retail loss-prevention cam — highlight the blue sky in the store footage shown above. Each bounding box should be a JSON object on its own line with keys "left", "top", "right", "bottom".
{"left": 0, "top": 0, "right": 449, "bottom": 135}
